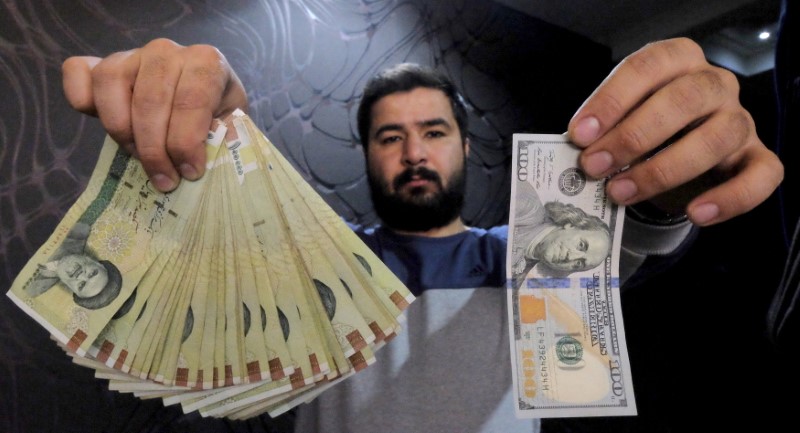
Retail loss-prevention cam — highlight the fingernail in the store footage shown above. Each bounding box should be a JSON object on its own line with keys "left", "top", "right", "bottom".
{"left": 609, "top": 178, "right": 637, "bottom": 202}
{"left": 690, "top": 203, "right": 719, "bottom": 225}
{"left": 151, "top": 174, "right": 176, "bottom": 192}
{"left": 574, "top": 116, "right": 600, "bottom": 144}
{"left": 584, "top": 151, "right": 613, "bottom": 177}
{"left": 180, "top": 163, "right": 199, "bottom": 180}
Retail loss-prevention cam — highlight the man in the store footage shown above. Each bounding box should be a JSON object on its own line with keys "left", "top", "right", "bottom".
{"left": 347, "top": 64, "right": 506, "bottom": 296}
{"left": 295, "top": 63, "right": 613, "bottom": 432}
{"left": 25, "top": 221, "right": 123, "bottom": 310}
{"left": 61, "top": 37, "right": 783, "bottom": 432}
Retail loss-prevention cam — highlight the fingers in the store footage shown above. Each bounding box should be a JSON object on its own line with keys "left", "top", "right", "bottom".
{"left": 130, "top": 38, "right": 186, "bottom": 191}
{"left": 165, "top": 44, "right": 247, "bottom": 182}
{"left": 134, "top": 40, "right": 247, "bottom": 190}
{"left": 90, "top": 50, "right": 140, "bottom": 157}
{"left": 609, "top": 109, "right": 781, "bottom": 225}
{"left": 582, "top": 67, "right": 738, "bottom": 180}
{"left": 569, "top": 38, "right": 709, "bottom": 149}
{"left": 686, "top": 143, "right": 783, "bottom": 226}
{"left": 62, "top": 56, "right": 103, "bottom": 115}
{"left": 567, "top": 37, "right": 783, "bottom": 225}
{"left": 62, "top": 38, "right": 249, "bottom": 192}
{"left": 599, "top": 99, "right": 747, "bottom": 205}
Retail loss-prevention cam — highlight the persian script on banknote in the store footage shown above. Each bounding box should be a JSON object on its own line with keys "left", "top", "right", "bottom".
{"left": 507, "top": 133, "right": 636, "bottom": 418}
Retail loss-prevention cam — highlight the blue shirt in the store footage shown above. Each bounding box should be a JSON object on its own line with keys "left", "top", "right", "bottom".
{"left": 353, "top": 225, "right": 509, "bottom": 295}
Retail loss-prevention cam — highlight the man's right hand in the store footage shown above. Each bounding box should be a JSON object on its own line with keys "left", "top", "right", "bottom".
{"left": 62, "top": 38, "right": 248, "bottom": 192}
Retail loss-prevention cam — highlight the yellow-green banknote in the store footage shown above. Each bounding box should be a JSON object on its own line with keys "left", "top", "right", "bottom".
{"left": 8, "top": 110, "right": 415, "bottom": 419}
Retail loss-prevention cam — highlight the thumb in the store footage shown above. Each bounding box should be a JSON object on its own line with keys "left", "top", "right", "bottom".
{"left": 62, "top": 55, "right": 102, "bottom": 115}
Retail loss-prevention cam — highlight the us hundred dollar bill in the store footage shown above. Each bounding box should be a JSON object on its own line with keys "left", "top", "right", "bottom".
{"left": 507, "top": 133, "right": 636, "bottom": 418}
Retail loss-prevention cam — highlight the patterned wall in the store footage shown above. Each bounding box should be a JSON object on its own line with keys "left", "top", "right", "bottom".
{"left": 0, "top": 1, "right": 610, "bottom": 432}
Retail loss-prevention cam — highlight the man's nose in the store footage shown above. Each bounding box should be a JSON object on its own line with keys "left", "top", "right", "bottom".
{"left": 402, "top": 135, "right": 427, "bottom": 166}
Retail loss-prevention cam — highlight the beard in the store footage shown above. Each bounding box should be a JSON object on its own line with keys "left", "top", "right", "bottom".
{"left": 368, "top": 163, "right": 466, "bottom": 232}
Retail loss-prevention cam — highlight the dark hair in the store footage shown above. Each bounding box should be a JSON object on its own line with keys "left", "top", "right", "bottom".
{"left": 357, "top": 63, "right": 469, "bottom": 152}
{"left": 73, "top": 260, "right": 122, "bottom": 310}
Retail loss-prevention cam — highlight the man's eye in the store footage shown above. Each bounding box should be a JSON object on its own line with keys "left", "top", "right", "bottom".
{"left": 89, "top": 269, "right": 98, "bottom": 278}
{"left": 427, "top": 130, "right": 445, "bottom": 138}
{"left": 574, "top": 259, "right": 586, "bottom": 270}
{"left": 78, "top": 281, "right": 86, "bottom": 290}
{"left": 380, "top": 135, "right": 401, "bottom": 144}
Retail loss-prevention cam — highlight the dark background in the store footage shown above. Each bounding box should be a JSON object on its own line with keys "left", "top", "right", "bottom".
{"left": 0, "top": 0, "right": 791, "bottom": 432}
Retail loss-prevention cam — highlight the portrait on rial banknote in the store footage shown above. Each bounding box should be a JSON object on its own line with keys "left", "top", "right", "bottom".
{"left": 509, "top": 180, "right": 611, "bottom": 290}
{"left": 23, "top": 221, "right": 123, "bottom": 310}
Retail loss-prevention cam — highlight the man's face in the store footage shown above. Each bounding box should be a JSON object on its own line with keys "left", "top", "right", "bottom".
{"left": 56, "top": 254, "right": 108, "bottom": 298}
{"left": 534, "top": 226, "right": 610, "bottom": 272}
{"left": 366, "top": 87, "right": 468, "bottom": 232}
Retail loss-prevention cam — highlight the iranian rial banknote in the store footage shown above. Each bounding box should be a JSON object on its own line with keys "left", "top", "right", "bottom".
{"left": 7, "top": 110, "right": 415, "bottom": 420}
{"left": 507, "top": 133, "right": 636, "bottom": 418}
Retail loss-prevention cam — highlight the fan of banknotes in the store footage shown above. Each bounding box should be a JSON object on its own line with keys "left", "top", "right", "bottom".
{"left": 7, "top": 109, "right": 415, "bottom": 419}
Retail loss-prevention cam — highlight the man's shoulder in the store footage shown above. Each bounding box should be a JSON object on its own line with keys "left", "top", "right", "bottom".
{"left": 468, "top": 225, "right": 508, "bottom": 243}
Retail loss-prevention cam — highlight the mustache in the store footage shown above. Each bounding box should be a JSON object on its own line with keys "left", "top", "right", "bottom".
{"left": 393, "top": 167, "right": 441, "bottom": 190}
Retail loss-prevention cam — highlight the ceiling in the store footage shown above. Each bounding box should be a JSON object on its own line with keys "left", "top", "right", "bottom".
{"left": 494, "top": 0, "right": 782, "bottom": 76}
